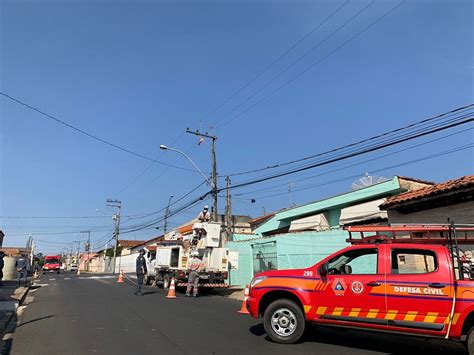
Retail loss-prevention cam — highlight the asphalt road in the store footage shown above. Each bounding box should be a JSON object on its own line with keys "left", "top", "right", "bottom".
{"left": 4, "top": 272, "right": 467, "bottom": 355}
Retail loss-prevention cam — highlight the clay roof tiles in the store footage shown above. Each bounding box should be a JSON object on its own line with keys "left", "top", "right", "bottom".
{"left": 381, "top": 175, "right": 474, "bottom": 208}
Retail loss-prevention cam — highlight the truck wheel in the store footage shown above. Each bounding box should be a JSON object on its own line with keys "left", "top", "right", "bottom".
{"left": 467, "top": 327, "right": 474, "bottom": 355}
{"left": 263, "top": 299, "right": 305, "bottom": 344}
{"left": 144, "top": 274, "right": 150, "bottom": 285}
{"left": 163, "top": 275, "right": 170, "bottom": 290}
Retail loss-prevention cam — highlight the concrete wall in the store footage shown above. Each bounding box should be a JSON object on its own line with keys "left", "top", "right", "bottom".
{"left": 387, "top": 201, "right": 474, "bottom": 225}
{"left": 3, "top": 257, "right": 31, "bottom": 280}
{"left": 227, "top": 229, "right": 349, "bottom": 286}
{"left": 116, "top": 253, "right": 137, "bottom": 273}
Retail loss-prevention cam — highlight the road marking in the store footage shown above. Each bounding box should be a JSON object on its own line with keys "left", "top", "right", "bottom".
{"left": 49, "top": 278, "right": 56, "bottom": 281}
{"left": 64, "top": 277, "right": 71, "bottom": 280}
{"left": 78, "top": 276, "right": 116, "bottom": 280}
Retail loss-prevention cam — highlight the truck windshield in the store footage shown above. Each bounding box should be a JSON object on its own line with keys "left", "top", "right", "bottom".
{"left": 45, "top": 259, "right": 60, "bottom": 264}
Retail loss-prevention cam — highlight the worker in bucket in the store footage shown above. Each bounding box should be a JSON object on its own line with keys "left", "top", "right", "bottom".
{"left": 186, "top": 251, "right": 204, "bottom": 298}
{"left": 197, "top": 205, "right": 211, "bottom": 222}
{"left": 135, "top": 249, "right": 147, "bottom": 296}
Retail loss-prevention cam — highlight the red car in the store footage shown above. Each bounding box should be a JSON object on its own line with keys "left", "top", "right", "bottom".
{"left": 42, "top": 255, "right": 61, "bottom": 274}
{"left": 245, "top": 225, "right": 474, "bottom": 354}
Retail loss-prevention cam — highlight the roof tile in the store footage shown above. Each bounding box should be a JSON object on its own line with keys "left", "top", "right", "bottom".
{"left": 381, "top": 175, "right": 474, "bottom": 208}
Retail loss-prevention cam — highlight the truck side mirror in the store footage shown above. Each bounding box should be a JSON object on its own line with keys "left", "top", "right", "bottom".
{"left": 319, "top": 262, "right": 329, "bottom": 277}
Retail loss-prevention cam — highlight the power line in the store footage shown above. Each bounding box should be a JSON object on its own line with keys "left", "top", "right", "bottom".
{"left": 0, "top": 215, "right": 112, "bottom": 219}
{"left": 222, "top": 112, "right": 472, "bottom": 191}
{"left": 0, "top": 92, "right": 198, "bottom": 172}
{"left": 199, "top": 0, "right": 350, "bottom": 126}
{"left": 216, "top": 0, "right": 406, "bottom": 129}
{"left": 236, "top": 112, "right": 472, "bottom": 184}
{"left": 226, "top": 103, "right": 473, "bottom": 177}
{"left": 212, "top": 0, "right": 375, "bottom": 128}
{"left": 253, "top": 144, "right": 473, "bottom": 200}
{"left": 234, "top": 127, "right": 473, "bottom": 197}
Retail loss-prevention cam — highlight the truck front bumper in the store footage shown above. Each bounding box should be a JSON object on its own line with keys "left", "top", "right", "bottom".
{"left": 245, "top": 295, "right": 259, "bottom": 318}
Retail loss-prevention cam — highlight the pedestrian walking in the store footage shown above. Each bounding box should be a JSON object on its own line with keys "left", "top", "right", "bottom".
{"left": 186, "top": 251, "right": 204, "bottom": 298}
{"left": 0, "top": 252, "right": 4, "bottom": 286}
{"left": 15, "top": 255, "right": 28, "bottom": 287}
{"left": 135, "top": 249, "right": 147, "bottom": 296}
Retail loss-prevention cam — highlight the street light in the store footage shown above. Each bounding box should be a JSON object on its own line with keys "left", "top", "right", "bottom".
{"left": 159, "top": 145, "right": 212, "bottom": 187}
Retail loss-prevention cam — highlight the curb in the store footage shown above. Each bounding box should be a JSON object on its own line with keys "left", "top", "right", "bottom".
{"left": 16, "top": 286, "right": 30, "bottom": 307}
{"left": 0, "top": 286, "right": 31, "bottom": 335}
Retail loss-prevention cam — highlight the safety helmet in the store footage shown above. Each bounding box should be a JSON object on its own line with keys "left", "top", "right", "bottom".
{"left": 191, "top": 251, "right": 199, "bottom": 257}
{"left": 203, "top": 205, "right": 209, "bottom": 210}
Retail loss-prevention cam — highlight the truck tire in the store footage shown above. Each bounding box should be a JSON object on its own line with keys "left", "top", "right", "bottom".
{"left": 263, "top": 299, "right": 305, "bottom": 344}
{"left": 144, "top": 274, "right": 150, "bottom": 285}
{"left": 163, "top": 275, "right": 170, "bottom": 290}
{"left": 467, "top": 327, "right": 474, "bottom": 355}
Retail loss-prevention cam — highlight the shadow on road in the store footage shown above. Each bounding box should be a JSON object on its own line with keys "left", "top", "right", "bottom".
{"left": 17, "top": 315, "right": 55, "bottom": 328}
{"left": 249, "top": 323, "right": 266, "bottom": 337}
{"left": 251, "top": 323, "right": 467, "bottom": 354}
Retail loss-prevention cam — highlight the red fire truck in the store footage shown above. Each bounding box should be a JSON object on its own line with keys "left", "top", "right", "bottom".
{"left": 245, "top": 225, "right": 474, "bottom": 353}
{"left": 42, "top": 255, "right": 62, "bottom": 273}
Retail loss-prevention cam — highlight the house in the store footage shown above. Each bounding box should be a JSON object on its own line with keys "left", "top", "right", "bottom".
{"left": 227, "top": 176, "right": 433, "bottom": 286}
{"left": 380, "top": 174, "right": 474, "bottom": 224}
{"left": 118, "top": 240, "right": 147, "bottom": 255}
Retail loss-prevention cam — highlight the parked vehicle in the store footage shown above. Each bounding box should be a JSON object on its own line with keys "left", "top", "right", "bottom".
{"left": 42, "top": 255, "right": 62, "bottom": 273}
{"left": 245, "top": 225, "right": 474, "bottom": 354}
{"left": 144, "top": 222, "right": 229, "bottom": 289}
{"left": 70, "top": 263, "right": 78, "bottom": 272}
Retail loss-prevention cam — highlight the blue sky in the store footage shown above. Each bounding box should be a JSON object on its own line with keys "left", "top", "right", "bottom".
{"left": 1, "top": 0, "right": 472, "bottom": 253}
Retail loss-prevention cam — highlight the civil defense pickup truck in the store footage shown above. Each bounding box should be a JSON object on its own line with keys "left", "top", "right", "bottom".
{"left": 244, "top": 225, "right": 474, "bottom": 354}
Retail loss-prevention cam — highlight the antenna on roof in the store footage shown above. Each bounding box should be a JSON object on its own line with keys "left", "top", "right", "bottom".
{"left": 351, "top": 173, "right": 388, "bottom": 190}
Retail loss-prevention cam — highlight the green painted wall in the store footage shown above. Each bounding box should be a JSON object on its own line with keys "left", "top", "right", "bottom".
{"left": 228, "top": 177, "right": 411, "bottom": 286}
{"left": 227, "top": 229, "right": 348, "bottom": 286}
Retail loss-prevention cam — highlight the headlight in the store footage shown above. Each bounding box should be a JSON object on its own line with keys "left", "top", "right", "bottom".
{"left": 249, "top": 276, "right": 267, "bottom": 288}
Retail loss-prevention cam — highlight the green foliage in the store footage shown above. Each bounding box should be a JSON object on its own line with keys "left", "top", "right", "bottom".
{"left": 105, "top": 246, "right": 122, "bottom": 258}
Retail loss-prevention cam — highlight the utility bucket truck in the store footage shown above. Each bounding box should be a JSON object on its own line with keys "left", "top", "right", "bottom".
{"left": 144, "top": 222, "right": 229, "bottom": 289}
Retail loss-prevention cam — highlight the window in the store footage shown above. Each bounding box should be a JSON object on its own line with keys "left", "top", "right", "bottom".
{"left": 391, "top": 249, "right": 437, "bottom": 274}
{"left": 327, "top": 248, "right": 378, "bottom": 275}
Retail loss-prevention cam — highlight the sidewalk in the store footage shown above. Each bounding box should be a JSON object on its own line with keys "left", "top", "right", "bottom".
{"left": 0, "top": 280, "right": 30, "bottom": 334}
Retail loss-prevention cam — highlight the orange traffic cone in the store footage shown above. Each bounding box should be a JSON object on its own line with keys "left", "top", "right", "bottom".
{"left": 238, "top": 286, "right": 250, "bottom": 314}
{"left": 117, "top": 270, "right": 124, "bottom": 283}
{"left": 166, "top": 278, "right": 178, "bottom": 299}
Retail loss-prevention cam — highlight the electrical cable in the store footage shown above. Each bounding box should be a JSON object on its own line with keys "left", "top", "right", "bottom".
{"left": 216, "top": 0, "right": 407, "bottom": 129}
{"left": 0, "top": 92, "right": 199, "bottom": 172}
{"left": 222, "top": 115, "right": 473, "bottom": 192}
{"left": 253, "top": 143, "right": 473, "bottom": 200}
{"left": 226, "top": 103, "right": 473, "bottom": 177}
{"left": 212, "top": 0, "right": 375, "bottom": 128}
{"left": 233, "top": 126, "right": 473, "bottom": 197}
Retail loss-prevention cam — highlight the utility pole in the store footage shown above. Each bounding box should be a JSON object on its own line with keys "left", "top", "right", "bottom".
{"left": 163, "top": 194, "right": 174, "bottom": 234}
{"left": 186, "top": 128, "right": 218, "bottom": 221}
{"left": 107, "top": 199, "right": 122, "bottom": 274}
{"left": 81, "top": 231, "right": 91, "bottom": 272}
{"left": 224, "top": 176, "right": 233, "bottom": 243}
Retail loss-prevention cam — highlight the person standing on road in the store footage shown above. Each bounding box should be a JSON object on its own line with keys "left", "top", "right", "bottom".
{"left": 0, "top": 252, "right": 4, "bottom": 286}
{"left": 186, "top": 251, "right": 204, "bottom": 298}
{"left": 15, "top": 256, "right": 28, "bottom": 287}
{"left": 135, "top": 249, "right": 147, "bottom": 296}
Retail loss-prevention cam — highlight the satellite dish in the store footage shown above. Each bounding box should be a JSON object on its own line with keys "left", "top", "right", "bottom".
{"left": 351, "top": 173, "right": 388, "bottom": 190}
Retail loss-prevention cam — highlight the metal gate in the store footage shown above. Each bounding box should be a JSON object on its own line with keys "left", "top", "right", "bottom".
{"left": 252, "top": 241, "right": 277, "bottom": 275}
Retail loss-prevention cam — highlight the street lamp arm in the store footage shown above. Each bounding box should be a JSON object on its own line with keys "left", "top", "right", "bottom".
{"left": 160, "top": 145, "right": 212, "bottom": 187}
